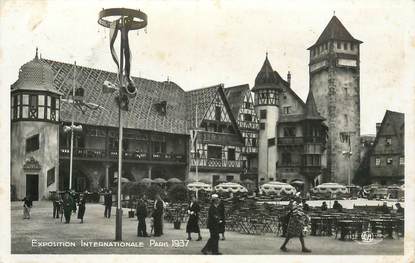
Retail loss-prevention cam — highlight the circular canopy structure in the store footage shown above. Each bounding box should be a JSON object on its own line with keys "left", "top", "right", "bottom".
{"left": 153, "top": 178, "right": 167, "bottom": 184}
{"left": 139, "top": 178, "right": 153, "bottom": 184}
{"left": 113, "top": 177, "right": 130, "bottom": 183}
{"left": 214, "top": 182, "right": 248, "bottom": 193}
{"left": 167, "top": 178, "right": 182, "bottom": 183}
{"left": 313, "top": 183, "right": 347, "bottom": 194}
{"left": 187, "top": 182, "right": 212, "bottom": 192}
{"left": 290, "top": 179, "right": 304, "bottom": 186}
{"left": 387, "top": 184, "right": 401, "bottom": 190}
{"left": 260, "top": 181, "right": 296, "bottom": 195}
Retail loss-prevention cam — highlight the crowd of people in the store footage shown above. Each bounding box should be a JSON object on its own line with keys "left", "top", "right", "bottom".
{"left": 20, "top": 188, "right": 405, "bottom": 255}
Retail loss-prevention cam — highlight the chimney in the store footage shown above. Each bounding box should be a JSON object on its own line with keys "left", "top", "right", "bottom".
{"left": 376, "top": 123, "right": 381, "bottom": 134}
{"left": 287, "top": 71, "right": 291, "bottom": 87}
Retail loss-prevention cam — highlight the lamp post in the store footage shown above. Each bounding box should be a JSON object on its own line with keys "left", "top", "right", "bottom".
{"left": 98, "top": 8, "right": 147, "bottom": 241}
{"left": 62, "top": 61, "right": 105, "bottom": 191}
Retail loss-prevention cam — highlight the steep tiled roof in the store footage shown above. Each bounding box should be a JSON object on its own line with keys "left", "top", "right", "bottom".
{"left": 224, "top": 84, "right": 250, "bottom": 117}
{"left": 308, "top": 16, "right": 362, "bottom": 50}
{"left": 304, "top": 90, "right": 324, "bottom": 120}
{"left": 44, "top": 59, "right": 189, "bottom": 135}
{"left": 373, "top": 110, "right": 405, "bottom": 151}
{"left": 252, "top": 55, "right": 288, "bottom": 92}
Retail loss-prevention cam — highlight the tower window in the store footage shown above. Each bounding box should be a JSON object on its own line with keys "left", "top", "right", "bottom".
{"left": 344, "top": 87, "right": 348, "bottom": 96}
{"left": 386, "top": 137, "right": 392, "bottom": 146}
{"left": 29, "top": 95, "right": 38, "bottom": 118}
{"left": 324, "top": 43, "right": 328, "bottom": 50}
{"left": 26, "top": 134, "right": 40, "bottom": 153}
{"left": 386, "top": 158, "right": 393, "bottom": 165}
{"left": 260, "top": 110, "right": 267, "bottom": 119}
{"left": 344, "top": 114, "right": 348, "bottom": 125}
{"left": 259, "top": 123, "right": 265, "bottom": 130}
{"left": 375, "top": 158, "right": 381, "bottom": 166}
{"left": 268, "top": 138, "right": 275, "bottom": 147}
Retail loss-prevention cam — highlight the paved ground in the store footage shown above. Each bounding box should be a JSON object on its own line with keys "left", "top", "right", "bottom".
{"left": 11, "top": 201, "right": 403, "bottom": 255}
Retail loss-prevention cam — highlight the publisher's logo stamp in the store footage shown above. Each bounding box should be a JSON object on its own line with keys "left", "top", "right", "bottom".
{"left": 361, "top": 231, "right": 374, "bottom": 242}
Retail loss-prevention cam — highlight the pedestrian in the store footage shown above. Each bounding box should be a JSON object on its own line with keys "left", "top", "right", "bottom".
{"left": 22, "top": 196, "right": 32, "bottom": 219}
{"left": 104, "top": 189, "right": 112, "bottom": 218}
{"left": 321, "top": 201, "right": 328, "bottom": 211}
{"left": 136, "top": 195, "right": 149, "bottom": 237}
{"left": 186, "top": 195, "right": 202, "bottom": 241}
{"left": 152, "top": 194, "right": 164, "bottom": 237}
{"left": 378, "top": 202, "right": 390, "bottom": 214}
{"left": 332, "top": 200, "right": 343, "bottom": 212}
{"left": 395, "top": 203, "right": 404, "bottom": 215}
{"left": 201, "top": 194, "right": 222, "bottom": 255}
{"left": 282, "top": 199, "right": 294, "bottom": 237}
{"left": 302, "top": 199, "right": 310, "bottom": 212}
{"left": 51, "top": 191, "right": 60, "bottom": 219}
{"left": 218, "top": 199, "right": 226, "bottom": 240}
{"left": 77, "top": 192, "right": 87, "bottom": 223}
{"left": 63, "top": 191, "right": 75, "bottom": 224}
{"left": 280, "top": 200, "right": 311, "bottom": 253}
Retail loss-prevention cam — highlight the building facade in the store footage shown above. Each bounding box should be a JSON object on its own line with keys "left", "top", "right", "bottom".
{"left": 368, "top": 110, "right": 404, "bottom": 185}
{"left": 308, "top": 16, "right": 362, "bottom": 185}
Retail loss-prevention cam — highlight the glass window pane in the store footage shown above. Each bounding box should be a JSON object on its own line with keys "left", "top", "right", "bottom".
{"left": 22, "top": 94, "right": 29, "bottom": 105}
{"left": 17, "top": 95, "right": 21, "bottom": 105}
{"left": 38, "top": 107, "right": 44, "bottom": 119}
{"left": 22, "top": 106, "right": 28, "bottom": 118}
{"left": 17, "top": 106, "right": 20, "bottom": 118}
{"left": 11, "top": 97, "right": 14, "bottom": 107}
{"left": 56, "top": 110, "right": 59, "bottom": 121}
{"left": 38, "top": 95, "right": 45, "bottom": 106}
{"left": 47, "top": 108, "right": 51, "bottom": 119}
{"left": 47, "top": 96, "right": 51, "bottom": 106}
{"left": 56, "top": 99, "right": 60, "bottom": 108}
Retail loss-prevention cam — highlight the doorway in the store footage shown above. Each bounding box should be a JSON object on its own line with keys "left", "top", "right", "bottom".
{"left": 26, "top": 174, "right": 39, "bottom": 201}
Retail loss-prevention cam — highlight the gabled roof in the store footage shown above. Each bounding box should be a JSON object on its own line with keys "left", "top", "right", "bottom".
{"left": 252, "top": 55, "right": 288, "bottom": 91}
{"left": 185, "top": 84, "right": 221, "bottom": 129}
{"left": 373, "top": 110, "right": 405, "bottom": 149}
{"left": 43, "top": 59, "right": 189, "bottom": 135}
{"left": 224, "top": 84, "right": 250, "bottom": 117}
{"left": 304, "top": 90, "right": 325, "bottom": 120}
{"left": 308, "top": 15, "right": 363, "bottom": 50}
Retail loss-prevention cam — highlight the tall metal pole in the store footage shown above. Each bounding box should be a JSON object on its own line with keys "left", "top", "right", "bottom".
{"left": 115, "top": 16, "right": 124, "bottom": 241}
{"left": 195, "top": 103, "right": 199, "bottom": 198}
{"left": 69, "top": 61, "right": 76, "bottom": 190}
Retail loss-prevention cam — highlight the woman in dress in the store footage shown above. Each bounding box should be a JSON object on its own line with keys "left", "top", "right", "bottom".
{"left": 186, "top": 195, "right": 202, "bottom": 241}
{"left": 77, "top": 193, "right": 87, "bottom": 223}
{"left": 280, "top": 202, "right": 311, "bottom": 253}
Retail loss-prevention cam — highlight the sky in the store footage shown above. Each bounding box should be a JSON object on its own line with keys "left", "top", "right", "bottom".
{"left": 0, "top": 0, "right": 414, "bottom": 135}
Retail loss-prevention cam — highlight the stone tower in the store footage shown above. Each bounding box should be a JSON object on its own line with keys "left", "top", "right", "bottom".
{"left": 10, "top": 50, "right": 62, "bottom": 200}
{"left": 308, "top": 16, "right": 362, "bottom": 185}
{"left": 252, "top": 55, "right": 284, "bottom": 182}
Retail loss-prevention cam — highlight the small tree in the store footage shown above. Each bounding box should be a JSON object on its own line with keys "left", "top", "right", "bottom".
{"left": 168, "top": 184, "right": 188, "bottom": 203}
{"left": 146, "top": 184, "right": 162, "bottom": 200}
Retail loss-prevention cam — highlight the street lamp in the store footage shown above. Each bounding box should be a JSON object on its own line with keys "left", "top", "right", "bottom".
{"left": 98, "top": 8, "right": 147, "bottom": 241}
{"left": 61, "top": 62, "right": 105, "bottom": 191}
{"left": 342, "top": 150, "right": 353, "bottom": 186}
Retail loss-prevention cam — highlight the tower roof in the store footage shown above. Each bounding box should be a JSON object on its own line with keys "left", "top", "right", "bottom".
{"left": 252, "top": 54, "right": 288, "bottom": 92}
{"left": 11, "top": 49, "right": 62, "bottom": 95}
{"left": 304, "top": 90, "right": 324, "bottom": 120}
{"left": 307, "top": 15, "right": 363, "bottom": 50}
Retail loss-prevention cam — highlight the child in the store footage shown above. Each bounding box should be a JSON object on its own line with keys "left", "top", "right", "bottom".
{"left": 22, "top": 196, "right": 32, "bottom": 219}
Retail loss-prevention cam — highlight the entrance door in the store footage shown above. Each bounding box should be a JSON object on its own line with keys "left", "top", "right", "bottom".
{"left": 26, "top": 174, "right": 39, "bottom": 201}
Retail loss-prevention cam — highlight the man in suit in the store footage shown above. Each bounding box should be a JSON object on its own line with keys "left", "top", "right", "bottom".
{"left": 152, "top": 194, "right": 164, "bottom": 237}
{"left": 104, "top": 189, "right": 112, "bottom": 218}
{"left": 201, "top": 194, "right": 222, "bottom": 255}
{"left": 136, "top": 195, "right": 149, "bottom": 237}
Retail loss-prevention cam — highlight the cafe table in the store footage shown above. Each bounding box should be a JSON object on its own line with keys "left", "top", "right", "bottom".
{"left": 370, "top": 218, "right": 394, "bottom": 239}
{"left": 337, "top": 220, "right": 355, "bottom": 241}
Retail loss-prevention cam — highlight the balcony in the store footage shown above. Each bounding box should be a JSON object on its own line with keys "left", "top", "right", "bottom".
{"left": 59, "top": 148, "right": 106, "bottom": 159}
{"left": 242, "top": 146, "right": 258, "bottom": 155}
{"left": 197, "top": 131, "right": 243, "bottom": 146}
{"left": 191, "top": 158, "right": 242, "bottom": 169}
{"left": 60, "top": 147, "right": 186, "bottom": 164}
{"left": 277, "top": 137, "right": 304, "bottom": 145}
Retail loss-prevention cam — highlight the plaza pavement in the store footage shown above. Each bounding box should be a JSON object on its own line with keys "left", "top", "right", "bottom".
{"left": 11, "top": 201, "right": 403, "bottom": 254}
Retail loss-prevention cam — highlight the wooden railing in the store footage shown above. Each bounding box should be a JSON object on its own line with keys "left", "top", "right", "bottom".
{"left": 191, "top": 158, "right": 242, "bottom": 168}
{"left": 59, "top": 148, "right": 106, "bottom": 159}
